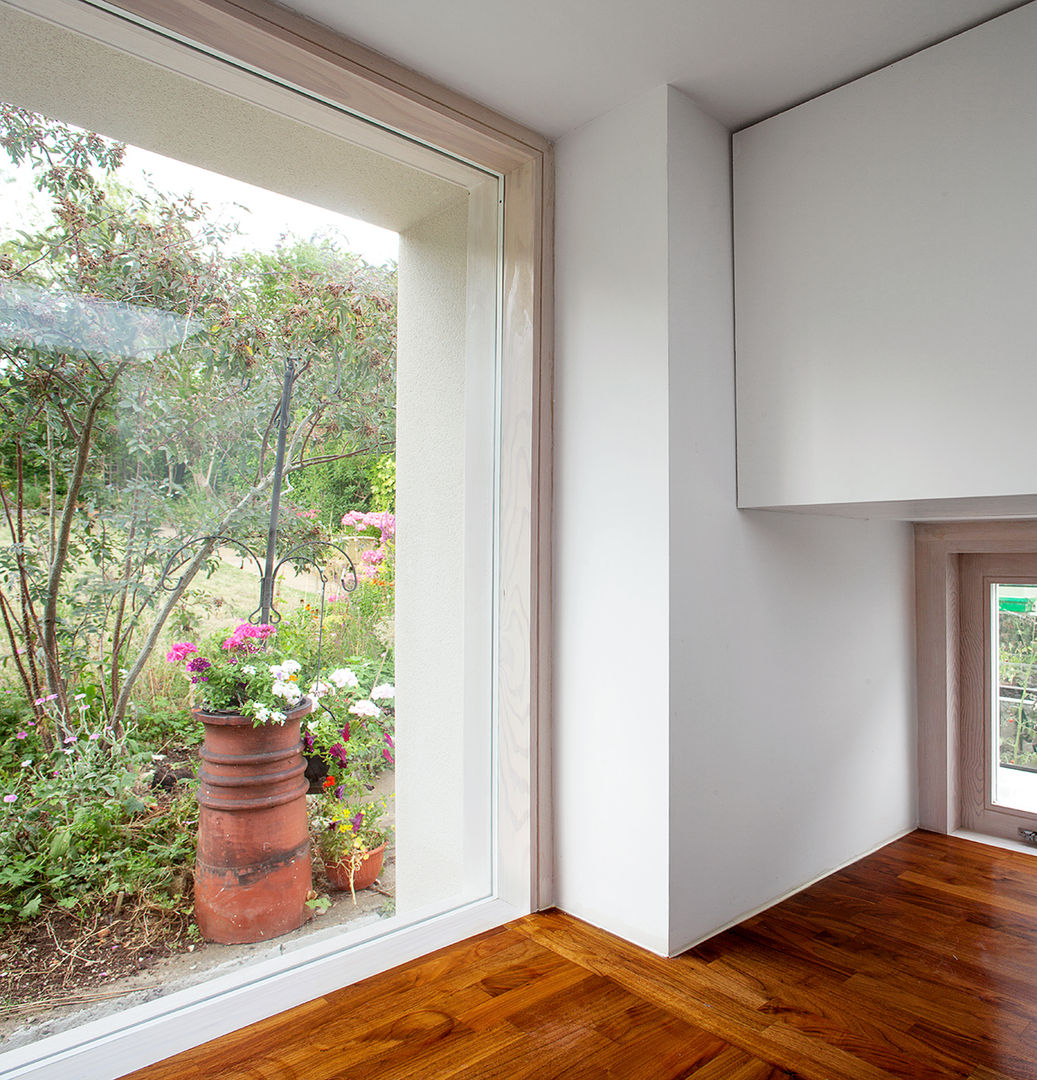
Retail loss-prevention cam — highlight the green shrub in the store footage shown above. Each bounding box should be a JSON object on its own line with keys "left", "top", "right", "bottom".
{"left": 290, "top": 447, "right": 375, "bottom": 523}
{"left": 0, "top": 721, "right": 195, "bottom": 923}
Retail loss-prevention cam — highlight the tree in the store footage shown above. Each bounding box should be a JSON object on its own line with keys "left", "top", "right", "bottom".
{"left": 0, "top": 104, "right": 397, "bottom": 741}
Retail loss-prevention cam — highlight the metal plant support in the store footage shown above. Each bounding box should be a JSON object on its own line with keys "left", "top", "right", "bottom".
{"left": 161, "top": 356, "right": 362, "bottom": 943}
{"left": 160, "top": 356, "right": 358, "bottom": 669}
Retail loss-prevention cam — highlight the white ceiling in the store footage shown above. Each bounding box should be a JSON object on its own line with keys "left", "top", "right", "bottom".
{"left": 279, "top": 0, "right": 1028, "bottom": 138}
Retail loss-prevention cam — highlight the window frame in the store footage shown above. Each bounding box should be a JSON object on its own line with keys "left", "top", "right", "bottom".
{"left": 0, "top": 1, "right": 552, "bottom": 1076}
{"left": 916, "top": 521, "right": 1037, "bottom": 841}
{"left": 958, "top": 552, "right": 1037, "bottom": 839}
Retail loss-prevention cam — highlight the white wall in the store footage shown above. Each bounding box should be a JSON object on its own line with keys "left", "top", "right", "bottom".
{"left": 554, "top": 86, "right": 672, "bottom": 954}
{"left": 734, "top": 3, "right": 1037, "bottom": 511}
{"left": 555, "top": 84, "right": 918, "bottom": 957}
{"left": 667, "top": 86, "right": 917, "bottom": 952}
{"left": 396, "top": 197, "right": 471, "bottom": 912}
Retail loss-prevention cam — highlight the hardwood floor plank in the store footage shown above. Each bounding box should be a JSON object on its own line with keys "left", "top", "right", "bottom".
{"left": 899, "top": 869, "right": 1037, "bottom": 920}
{"left": 684, "top": 1045, "right": 793, "bottom": 1080}
{"left": 705, "top": 958, "right": 971, "bottom": 1080}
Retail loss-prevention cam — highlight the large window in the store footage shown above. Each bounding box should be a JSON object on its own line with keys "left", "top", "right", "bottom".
{"left": 0, "top": 1, "right": 549, "bottom": 1077}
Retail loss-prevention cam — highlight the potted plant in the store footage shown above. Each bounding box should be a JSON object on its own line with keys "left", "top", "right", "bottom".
{"left": 316, "top": 774, "right": 392, "bottom": 901}
{"left": 167, "top": 622, "right": 316, "bottom": 944}
{"left": 303, "top": 682, "right": 394, "bottom": 901}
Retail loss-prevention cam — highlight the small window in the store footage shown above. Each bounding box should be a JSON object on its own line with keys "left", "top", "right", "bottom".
{"left": 959, "top": 553, "right": 1037, "bottom": 839}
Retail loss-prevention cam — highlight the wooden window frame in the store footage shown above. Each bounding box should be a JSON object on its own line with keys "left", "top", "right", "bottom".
{"left": 0, "top": 1, "right": 553, "bottom": 1076}
{"left": 916, "top": 521, "right": 1037, "bottom": 835}
{"left": 957, "top": 553, "right": 1037, "bottom": 839}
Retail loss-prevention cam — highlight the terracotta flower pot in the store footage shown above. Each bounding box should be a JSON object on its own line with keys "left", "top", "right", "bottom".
{"left": 323, "top": 842, "right": 387, "bottom": 897}
{"left": 193, "top": 697, "right": 314, "bottom": 944}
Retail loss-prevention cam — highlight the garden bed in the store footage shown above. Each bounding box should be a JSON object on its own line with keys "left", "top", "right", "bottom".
{"left": 1, "top": 768, "right": 396, "bottom": 1050}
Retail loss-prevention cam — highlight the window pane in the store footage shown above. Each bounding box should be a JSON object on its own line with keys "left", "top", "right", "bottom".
{"left": 992, "top": 583, "right": 1037, "bottom": 812}
{"left": 0, "top": 8, "right": 498, "bottom": 1041}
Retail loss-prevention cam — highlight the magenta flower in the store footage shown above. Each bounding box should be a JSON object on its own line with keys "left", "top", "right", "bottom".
{"left": 222, "top": 622, "right": 276, "bottom": 653}
{"left": 351, "top": 812, "right": 363, "bottom": 832}
{"left": 186, "top": 656, "right": 212, "bottom": 673}
{"left": 15, "top": 731, "right": 26, "bottom": 740}
{"left": 166, "top": 642, "right": 198, "bottom": 663}
{"left": 384, "top": 732, "right": 394, "bottom": 749}
{"left": 340, "top": 722, "right": 350, "bottom": 743}
{"left": 383, "top": 748, "right": 394, "bottom": 764}
{"left": 329, "top": 742, "right": 349, "bottom": 766}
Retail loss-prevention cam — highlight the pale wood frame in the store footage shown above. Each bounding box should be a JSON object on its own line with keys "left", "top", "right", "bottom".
{"left": 916, "top": 522, "right": 1037, "bottom": 834}
{"left": 957, "top": 552, "right": 1037, "bottom": 839}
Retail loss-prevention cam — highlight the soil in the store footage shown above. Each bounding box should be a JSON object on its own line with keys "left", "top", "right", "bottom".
{"left": 0, "top": 770, "right": 396, "bottom": 1052}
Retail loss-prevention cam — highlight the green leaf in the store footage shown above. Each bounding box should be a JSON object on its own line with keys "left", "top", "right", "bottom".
{"left": 49, "top": 828, "right": 72, "bottom": 860}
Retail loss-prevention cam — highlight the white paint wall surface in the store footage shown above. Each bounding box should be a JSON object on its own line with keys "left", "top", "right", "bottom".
{"left": 667, "top": 86, "right": 917, "bottom": 952}
{"left": 396, "top": 199, "right": 472, "bottom": 912}
{"left": 553, "top": 87, "right": 672, "bottom": 954}
{"left": 734, "top": 3, "right": 1037, "bottom": 510}
{"left": 554, "top": 83, "right": 918, "bottom": 957}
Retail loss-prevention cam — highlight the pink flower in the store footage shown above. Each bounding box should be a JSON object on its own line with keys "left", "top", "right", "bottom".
{"left": 341, "top": 510, "right": 396, "bottom": 543}
{"left": 166, "top": 642, "right": 198, "bottom": 663}
{"left": 3, "top": 793, "right": 16, "bottom": 803}
{"left": 222, "top": 622, "right": 276, "bottom": 652}
{"left": 382, "top": 748, "right": 394, "bottom": 764}
{"left": 15, "top": 731, "right": 26, "bottom": 740}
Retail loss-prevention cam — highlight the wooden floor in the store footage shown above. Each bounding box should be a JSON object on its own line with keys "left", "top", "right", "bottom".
{"left": 121, "top": 831, "right": 1037, "bottom": 1079}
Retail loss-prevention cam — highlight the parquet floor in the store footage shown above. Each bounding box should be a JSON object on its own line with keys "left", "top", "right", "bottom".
{"left": 122, "top": 831, "right": 1037, "bottom": 1079}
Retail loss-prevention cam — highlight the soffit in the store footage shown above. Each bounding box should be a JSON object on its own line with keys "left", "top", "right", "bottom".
{"left": 0, "top": 3, "right": 472, "bottom": 233}
{"left": 276, "top": 0, "right": 1029, "bottom": 136}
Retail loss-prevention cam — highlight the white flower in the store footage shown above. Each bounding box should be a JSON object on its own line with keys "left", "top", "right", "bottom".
{"left": 370, "top": 684, "right": 395, "bottom": 701}
{"left": 253, "top": 703, "right": 270, "bottom": 723}
{"left": 268, "top": 652, "right": 302, "bottom": 678}
{"left": 329, "top": 668, "right": 359, "bottom": 690}
{"left": 270, "top": 710, "right": 287, "bottom": 725}
{"left": 242, "top": 665, "right": 257, "bottom": 676}
{"left": 19, "top": 758, "right": 32, "bottom": 768}
{"left": 268, "top": 660, "right": 301, "bottom": 682}
{"left": 349, "top": 699, "right": 381, "bottom": 718}
{"left": 271, "top": 679, "right": 303, "bottom": 705}
{"left": 309, "top": 679, "right": 331, "bottom": 699}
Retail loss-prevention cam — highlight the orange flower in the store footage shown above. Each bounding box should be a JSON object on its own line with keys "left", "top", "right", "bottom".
{"left": 322, "top": 776, "right": 337, "bottom": 790}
